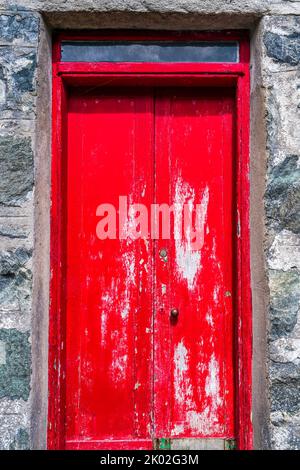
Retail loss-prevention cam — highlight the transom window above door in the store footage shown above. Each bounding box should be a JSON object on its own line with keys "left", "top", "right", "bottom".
{"left": 61, "top": 40, "right": 239, "bottom": 63}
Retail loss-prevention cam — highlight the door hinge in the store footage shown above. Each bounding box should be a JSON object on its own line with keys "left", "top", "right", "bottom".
{"left": 225, "top": 439, "right": 237, "bottom": 450}
{"left": 154, "top": 438, "right": 171, "bottom": 450}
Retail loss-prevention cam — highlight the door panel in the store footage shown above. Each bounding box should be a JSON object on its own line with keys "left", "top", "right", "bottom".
{"left": 66, "top": 90, "right": 154, "bottom": 448}
{"left": 154, "top": 89, "right": 235, "bottom": 439}
{"left": 65, "top": 87, "right": 235, "bottom": 449}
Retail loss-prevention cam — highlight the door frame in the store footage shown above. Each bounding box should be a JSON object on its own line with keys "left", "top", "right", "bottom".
{"left": 49, "top": 30, "right": 252, "bottom": 450}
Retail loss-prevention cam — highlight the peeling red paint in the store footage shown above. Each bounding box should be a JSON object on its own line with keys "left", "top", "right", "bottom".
{"left": 48, "top": 31, "right": 252, "bottom": 450}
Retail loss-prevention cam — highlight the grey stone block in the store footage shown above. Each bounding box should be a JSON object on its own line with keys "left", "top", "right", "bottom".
{"left": 272, "top": 423, "right": 300, "bottom": 450}
{"left": 9, "top": 427, "right": 30, "bottom": 450}
{"left": 264, "top": 30, "right": 300, "bottom": 65}
{"left": 270, "top": 360, "right": 300, "bottom": 383}
{"left": 0, "top": 13, "right": 39, "bottom": 45}
{"left": 0, "top": 136, "right": 34, "bottom": 207}
{"left": 0, "top": 47, "right": 37, "bottom": 118}
{"left": 269, "top": 269, "right": 300, "bottom": 338}
{"left": 0, "top": 329, "right": 31, "bottom": 400}
{"left": 265, "top": 155, "right": 300, "bottom": 234}
{"left": 0, "top": 247, "right": 32, "bottom": 317}
{"left": 271, "top": 381, "right": 300, "bottom": 413}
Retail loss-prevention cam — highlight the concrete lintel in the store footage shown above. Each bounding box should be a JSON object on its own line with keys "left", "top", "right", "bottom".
{"left": 0, "top": 0, "right": 269, "bottom": 15}
{"left": 0, "top": 0, "right": 270, "bottom": 30}
{"left": 43, "top": 11, "right": 264, "bottom": 31}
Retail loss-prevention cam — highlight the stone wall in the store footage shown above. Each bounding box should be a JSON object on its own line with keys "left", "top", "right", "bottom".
{"left": 263, "top": 15, "right": 300, "bottom": 449}
{"left": 0, "top": 9, "right": 38, "bottom": 449}
{"left": 0, "top": 0, "right": 299, "bottom": 450}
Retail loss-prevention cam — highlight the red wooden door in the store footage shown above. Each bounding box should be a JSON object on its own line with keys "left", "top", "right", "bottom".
{"left": 154, "top": 89, "right": 235, "bottom": 442}
{"left": 66, "top": 90, "right": 154, "bottom": 450}
{"left": 65, "top": 86, "right": 235, "bottom": 450}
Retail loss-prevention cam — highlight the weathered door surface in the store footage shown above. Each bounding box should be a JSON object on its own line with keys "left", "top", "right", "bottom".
{"left": 65, "top": 87, "right": 235, "bottom": 450}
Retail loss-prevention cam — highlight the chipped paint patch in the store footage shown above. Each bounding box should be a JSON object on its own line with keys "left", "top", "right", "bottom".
{"left": 203, "top": 354, "right": 223, "bottom": 431}
{"left": 173, "top": 340, "right": 224, "bottom": 436}
{"left": 206, "top": 310, "right": 214, "bottom": 327}
{"left": 122, "top": 250, "right": 136, "bottom": 286}
{"left": 185, "top": 407, "right": 223, "bottom": 435}
{"left": 187, "top": 409, "right": 210, "bottom": 432}
{"left": 205, "top": 354, "right": 221, "bottom": 401}
{"left": 172, "top": 424, "right": 185, "bottom": 436}
{"left": 174, "top": 176, "right": 209, "bottom": 290}
{"left": 173, "top": 352, "right": 223, "bottom": 436}
{"left": 107, "top": 242, "right": 139, "bottom": 382}
{"left": 134, "top": 382, "right": 141, "bottom": 390}
{"left": 101, "top": 278, "right": 117, "bottom": 345}
{"left": 120, "top": 249, "right": 136, "bottom": 320}
{"left": 174, "top": 340, "right": 188, "bottom": 374}
{"left": 213, "top": 285, "right": 220, "bottom": 303}
{"left": 174, "top": 340, "right": 193, "bottom": 406}
{"left": 110, "top": 329, "right": 128, "bottom": 383}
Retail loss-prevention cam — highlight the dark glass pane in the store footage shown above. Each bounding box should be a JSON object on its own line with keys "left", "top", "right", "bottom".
{"left": 61, "top": 41, "right": 239, "bottom": 63}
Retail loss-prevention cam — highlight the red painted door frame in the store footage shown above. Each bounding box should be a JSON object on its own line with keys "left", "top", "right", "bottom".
{"left": 49, "top": 31, "right": 252, "bottom": 450}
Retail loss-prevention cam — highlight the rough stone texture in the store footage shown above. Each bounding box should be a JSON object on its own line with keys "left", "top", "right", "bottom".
{"left": 0, "top": 248, "right": 32, "bottom": 319}
{"left": 264, "top": 31, "right": 300, "bottom": 66}
{"left": 0, "top": 329, "right": 31, "bottom": 400}
{"left": 263, "top": 14, "right": 300, "bottom": 449}
{"left": 9, "top": 427, "right": 30, "bottom": 450}
{"left": 0, "top": 0, "right": 269, "bottom": 14}
{"left": 0, "top": 6, "right": 37, "bottom": 451}
{"left": 0, "top": 137, "right": 34, "bottom": 206}
{"left": 0, "top": 0, "right": 270, "bottom": 30}
{"left": 0, "top": 12, "right": 39, "bottom": 44}
{"left": 0, "top": 0, "right": 299, "bottom": 451}
{"left": 0, "top": 398, "right": 30, "bottom": 449}
{"left": 265, "top": 155, "right": 300, "bottom": 234}
{"left": 9, "top": 428, "right": 30, "bottom": 450}
{"left": 270, "top": 1, "right": 300, "bottom": 15}
{"left": 269, "top": 270, "right": 300, "bottom": 339}
{"left": 0, "top": 47, "right": 37, "bottom": 120}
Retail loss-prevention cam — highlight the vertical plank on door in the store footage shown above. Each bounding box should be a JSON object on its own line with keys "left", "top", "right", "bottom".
{"left": 154, "top": 88, "right": 235, "bottom": 439}
{"left": 65, "top": 89, "right": 154, "bottom": 448}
